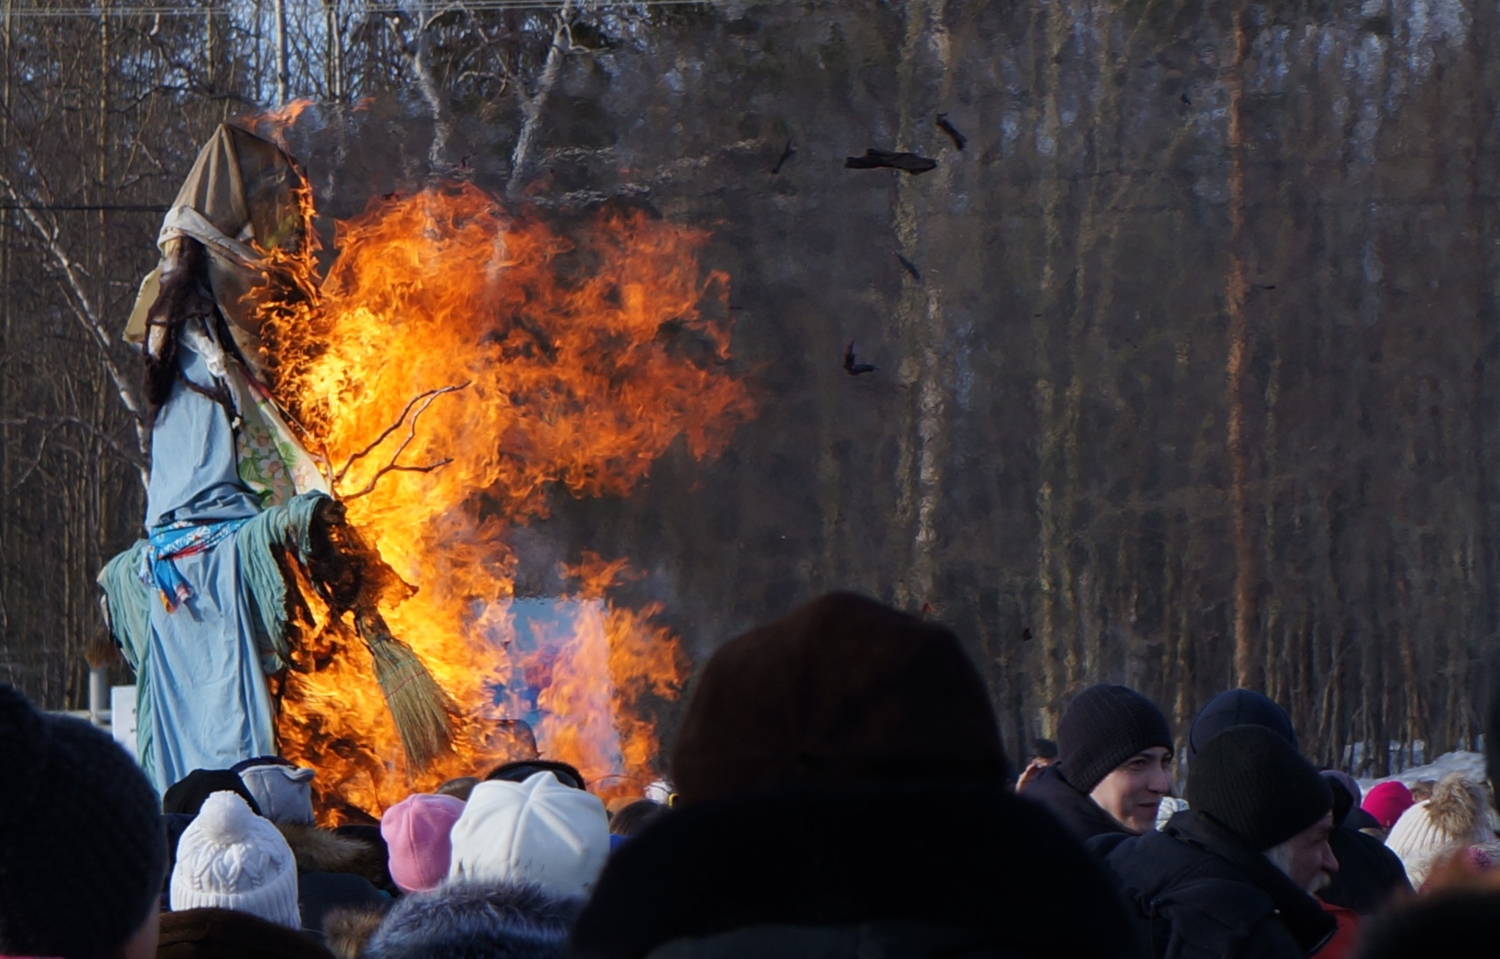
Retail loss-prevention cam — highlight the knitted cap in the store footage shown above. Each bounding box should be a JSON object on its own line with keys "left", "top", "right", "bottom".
{"left": 448, "top": 772, "right": 609, "bottom": 898}
{"left": 231, "top": 758, "right": 315, "bottom": 826}
{"left": 1363, "top": 780, "right": 1415, "bottom": 830}
{"left": 164, "top": 769, "right": 263, "bottom": 817}
{"left": 1187, "top": 688, "right": 1298, "bottom": 760}
{"left": 0, "top": 684, "right": 167, "bottom": 959}
{"left": 1385, "top": 775, "right": 1498, "bottom": 889}
{"left": 381, "top": 793, "right": 466, "bottom": 894}
{"left": 671, "top": 592, "right": 1009, "bottom": 803}
{"left": 1056, "top": 684, "right": 1173, "bottom": 794}
{"left": 170, "top": 791, "right": 300, "bottom": 929}
{"left": 1185, "top": 724, "right": 1332, "bottom": 850}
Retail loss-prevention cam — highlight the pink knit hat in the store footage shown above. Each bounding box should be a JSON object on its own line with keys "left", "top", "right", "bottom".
{"left": 381, "top": 793, "right": 467, "bottom": 893}
{"left": 1363, "top": 780, "right": 1415, "bottom": 829}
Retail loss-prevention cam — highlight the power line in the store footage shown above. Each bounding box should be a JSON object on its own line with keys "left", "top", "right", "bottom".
{"left": 0, "top": 203, "right": 169, "bottom": 211}
{"left": 0, "top": 0, "right": 743, "bottom": 16}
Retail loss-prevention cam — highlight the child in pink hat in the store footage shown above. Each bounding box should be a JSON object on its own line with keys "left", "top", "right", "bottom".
{"left": 1362, "top": 780, "right": 1415, "bottom": 838}
{"left": 381, "top": 793, "right": 468, "bottom": 893}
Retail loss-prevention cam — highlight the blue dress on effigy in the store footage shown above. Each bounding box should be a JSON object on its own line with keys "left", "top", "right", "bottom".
{"left": 141, "top": 331, "right": 277, "bottom": 790}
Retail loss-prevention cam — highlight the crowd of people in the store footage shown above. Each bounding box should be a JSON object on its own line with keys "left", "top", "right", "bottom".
{"left": 3, "top": 591, "right": 1499, "bottom": 959}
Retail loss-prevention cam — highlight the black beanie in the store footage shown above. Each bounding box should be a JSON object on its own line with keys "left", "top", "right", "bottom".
{"left": 672, "top": 592, "right": 1010, "bottom": 803}
{"left": 0, "top": 684, "right": 167, "bottom": 959}
{"left": 1056, "top": 683, "right": 1172, "bottom": 794}
{"left": 1187, "top": 688, "right": 1298, "bottom": 760}
{"left": 163, "top": 768, "right": 264, "bottom": 817}
{"left": 1185, "top": 724, "right": 1332, "bottom": 850}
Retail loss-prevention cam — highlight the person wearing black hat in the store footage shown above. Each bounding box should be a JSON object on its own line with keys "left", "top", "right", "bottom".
{"left": 1186, "top": 688, "right": 1410, "bottom": 915}
{"left": 571, "top": 593, "right": 1142, "bottom": 959}
{"left": 1102, "top": 725, "right": 1340, "bottom": 959}
{"left": 0, "top": 684, "right": 168, "bottom": 959}
{"left": 1019, "top": 683, "right": 1174, "bottom": 841}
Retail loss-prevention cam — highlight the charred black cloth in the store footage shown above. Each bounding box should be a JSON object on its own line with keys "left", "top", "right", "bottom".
{"left": 1102, "top": 810, "right": 1337, "bottom": 959}
{"left": 1320, "top": 822, "right": 1413, "bottom": 915}
{"left": 670, "top": 592, "right": 1010, "bottom": 804}
{"left": 0, "top": 684, "right": 168, "bottom": 959}
{"left": 1018, "top": 762, "right": 1134, "bottom": 842}
{"left": 1056, "top": 684, "right": 1173, "bottom": 795}
{"left": 1185, "top": 725, "right": 1331, "bottom": 851}
{"left": 158, "top": 907, "right": 337, "bottom": 959}
{"left": 571, "top": 781, "right": 1143, "bottom": 959}
{"left": 844, "top": 149, "right": 938, "bottom": 174}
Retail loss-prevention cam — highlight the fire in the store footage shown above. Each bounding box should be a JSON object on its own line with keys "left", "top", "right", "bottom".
{"left": 260, "top": 183, "right": 753, "bottom": 819}
{"left": 240, "top": 98, "right": 317, "bottom": 147}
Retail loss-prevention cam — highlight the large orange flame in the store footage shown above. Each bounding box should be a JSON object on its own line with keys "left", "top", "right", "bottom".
{"left": 261, "top": 182, "right": 753, "bottom": 819}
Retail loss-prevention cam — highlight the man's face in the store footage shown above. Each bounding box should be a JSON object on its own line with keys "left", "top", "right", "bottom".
{"left": 1089, "top": 746, "right": 1172, "bottom": 834}
{"left": 1281, "top": 812, "right": 1340, "bottom": 893}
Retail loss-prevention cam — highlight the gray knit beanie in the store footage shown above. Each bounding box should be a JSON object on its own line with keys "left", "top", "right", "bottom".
{"left": 0, "top": 683, "right": 167, "bottom": 959}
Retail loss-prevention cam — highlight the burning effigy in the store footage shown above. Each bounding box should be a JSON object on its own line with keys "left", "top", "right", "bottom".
{"left": 97, "top": 122, "right": 753, "bottom": 819}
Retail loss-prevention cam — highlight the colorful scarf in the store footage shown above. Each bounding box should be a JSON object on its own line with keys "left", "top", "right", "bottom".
{"left": 139, "top": 517, "right": 250, "bottom": 611}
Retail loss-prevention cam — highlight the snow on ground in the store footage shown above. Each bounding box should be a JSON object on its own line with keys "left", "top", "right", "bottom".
{"left": 1358, "top": 750, "right": 1488, "bottom": 793}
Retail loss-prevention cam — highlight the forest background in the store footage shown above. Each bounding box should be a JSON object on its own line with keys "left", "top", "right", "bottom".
{"left": 1, "top": 0, "right": 1496, "bottom": 778}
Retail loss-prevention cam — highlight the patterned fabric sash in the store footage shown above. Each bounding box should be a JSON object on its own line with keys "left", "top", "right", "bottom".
{"left": 138, "top": 517, "right": 250, "bottom": 611}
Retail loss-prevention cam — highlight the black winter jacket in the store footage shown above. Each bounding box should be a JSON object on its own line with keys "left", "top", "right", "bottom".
{"left": 1099, "top": 811, "right": 1336, "bottom": 959}
{"left": 570, "top": 780, "right": 1145, "bottom": 959}
{"left": 1018, "top": 762, "right": 1134, "bottom": 843}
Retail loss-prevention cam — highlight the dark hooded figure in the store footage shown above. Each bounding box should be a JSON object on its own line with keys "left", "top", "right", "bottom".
{"left": 571, "top": 592, "right": 1142, "bottom": 959}
{"left": 1103, "top": 726, "right": 1340, "bottom": 959}
{"left": 1185, "top": 689, "right": 1410, "bottom": 914}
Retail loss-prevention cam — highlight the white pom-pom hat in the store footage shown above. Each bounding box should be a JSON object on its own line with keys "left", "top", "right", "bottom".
{"left": 170, "top": 790, "right": 301, "bottom": 928}
{"left": 447, "top": 771, "right": 609, "bottom": 898}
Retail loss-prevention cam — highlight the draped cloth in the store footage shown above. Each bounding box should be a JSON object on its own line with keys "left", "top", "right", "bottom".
{"left": 99, "top": 124, "right": 329, "bottom": 793}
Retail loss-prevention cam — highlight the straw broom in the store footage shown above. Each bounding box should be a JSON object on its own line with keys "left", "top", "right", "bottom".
{"left": 354, "top": 604, "right": 453, "bottom": 770}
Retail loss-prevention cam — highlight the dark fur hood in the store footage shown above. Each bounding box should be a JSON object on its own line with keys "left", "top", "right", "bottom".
{"left": 278, "top": 822, "right": 387, "bottom": 883}
{"left": 570, "top": 780, "right": 1141, "bottom": 959}
{"left": 365, "top": 882, "right": 580, "bottom": 959}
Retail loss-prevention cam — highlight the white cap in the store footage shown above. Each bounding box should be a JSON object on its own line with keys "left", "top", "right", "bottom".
{"left": 170, "top": 791, "right": 301, "bottom": 928}
{"left": 447, "top": 771, "right": 609, "bottom": 898}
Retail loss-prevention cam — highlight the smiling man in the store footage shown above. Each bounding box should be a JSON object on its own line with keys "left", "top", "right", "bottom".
{"left": 1019, "top": 683, "right": 1175, "bottom": 840}
{"left": 1103, "top": 725, "right": 1340, "bottom": 959}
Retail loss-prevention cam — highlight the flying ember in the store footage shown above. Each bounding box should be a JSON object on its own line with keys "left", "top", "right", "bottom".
{"left": 259, "top": 182, "right": 754, "bottom": 820}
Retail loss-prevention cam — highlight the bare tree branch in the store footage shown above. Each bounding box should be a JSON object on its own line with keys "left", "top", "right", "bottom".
{"left": 507, "top": 0, "right": 572, "bottom": 200}
{"left": 334, "top": 381, "right": 470, "bottom": 486}
{"left": 342, "top": 457, "right": 453, "bottom": 500}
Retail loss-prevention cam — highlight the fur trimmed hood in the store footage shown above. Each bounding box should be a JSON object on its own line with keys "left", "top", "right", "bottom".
{"left": 278, "top": 823, "right": 387, "bottom": 884}
{"left": 322, "top": 904, "right": 389, "bottom": 959}
{"left": 363, "top": 882, "right": 578, "bottom": 959}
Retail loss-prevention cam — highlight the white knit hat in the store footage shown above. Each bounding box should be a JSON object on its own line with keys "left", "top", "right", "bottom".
{"left": 447, "top": 771, "right": 609, "bottom": 897}
{"left": 170, "top": 791, "right": 301, "bottom": 928}
{"left": 1385, "top": 774, "right": 1500, "bottom": 889}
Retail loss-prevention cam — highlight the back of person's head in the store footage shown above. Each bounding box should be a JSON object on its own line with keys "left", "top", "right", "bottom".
{"left": 1187, "top": 688, "right": 1297, "bottom": 760}
{"left": 0, "top": 684, "right": 167, "bottom": 959}
{"left": 1031, "top": 738, "right": 1059, "bottom": 760}
{"left": 1185, "top": 724, "right": 1332, "bottom": 851}
{"left": 381, "top": 793, "right": 466, "bottom": 894}
{"left": 231, "top": 757, "right": 316, "bottom": 825}
{"left": 670, "top": 592, "right": 1009, "bottom": 803}
{"left": 1385, "top": 774, "right": 1500, "bottom": 889}
{"left": 1322, "top": 769, "right": 1361, "bottom": 824}
{"left": 1363, "top": 780, "right": 1415, "bottom": 830}
{"left": 435, "top": 776, "right": 479, "bottom": 801}
{"left": 448, "top": 772, "right": 609, "bottom": 897}
{"left": 485, "top": 760, "right": 585, "bottom": 791}
{"left": 608, "top": 800, "right": 665, "bottom": 837}
{"left": 1351, "top": 888, "right": 1500, "bottom": 958}
{"left": 170, "top": 791, "right": 301, "bottom": 929}
{"left": 164, "top": 769, "right": 263, "bottom": 817}
{"left": 364, "top": 882, "right": 577, "bottom": 959}
{"left": 157, "top": 907, "right": 335, "bottom": 959}
{"left": 1056, "top": 683, "right": 1172, "bottom": 794}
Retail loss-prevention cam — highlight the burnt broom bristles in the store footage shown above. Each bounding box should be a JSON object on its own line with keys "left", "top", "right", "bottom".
{"left": 357, "top": 606, "right": 453, "bottom": 771}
